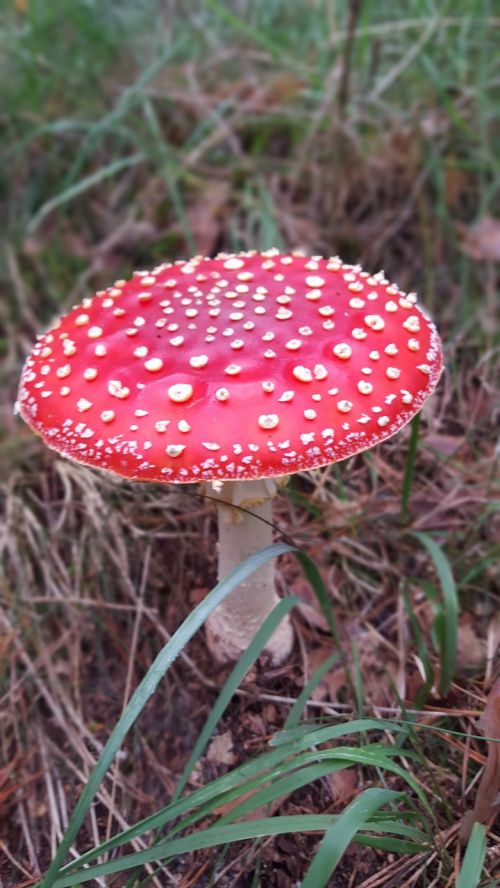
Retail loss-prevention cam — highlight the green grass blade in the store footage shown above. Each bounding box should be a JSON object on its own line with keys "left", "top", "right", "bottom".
{"left": 401, "top": 412, "right": 421, "bottom": 521}
{"left": 173, "top": 595, "right": 300, "bottom": 802}
{"left": 294, "top": 550, "right": 343, "bottom": 649}
{"left": 284, "top": 653, "right": 338, "bottom": 730}
{"left": 38, "top": 541, "right": 294, "bottom": 888}
{"left": 301, "top": 789, "right": 403, "bottom": 888}
{"left": 51, "top": 810, "right": 406, "bottom": 886}
{"left": 457, "top": 822, "right": 487, "bottom": 888}
{"left": 28, "top": 153, "right": 145, "bottom": 233}
{"left": 57, "top": 732, "right": 413, "bottom": 875}
{"left": 273, "top": 718, "right": 408, "bottom": 747}
{"left": 412, "top": 532, "right": 458, "bottom": 695}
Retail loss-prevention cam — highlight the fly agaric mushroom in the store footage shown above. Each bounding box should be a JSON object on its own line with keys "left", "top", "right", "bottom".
{"left": 16, "top": 250, "right": 443, "bottom": 663}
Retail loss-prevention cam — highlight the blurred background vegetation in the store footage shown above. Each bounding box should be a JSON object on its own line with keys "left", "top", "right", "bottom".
{"left": 1, "top": 1, "right": 499, "bottom": 885}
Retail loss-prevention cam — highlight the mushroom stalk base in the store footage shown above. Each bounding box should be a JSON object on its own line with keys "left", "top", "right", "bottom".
{"left": 205, "top": 480, "right": 294, "bottom": 664}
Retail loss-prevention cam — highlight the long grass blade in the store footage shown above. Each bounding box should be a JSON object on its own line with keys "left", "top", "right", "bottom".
{"left": 412, "top": 532, "right": 458, "bottom": 695}
{"left": 457, "top": 822, "right": 486, "bottom": 888}
{"left": 301, "top": 788, "right": 403, "bottom": 888}
{"left": 38, "top": 542, "right": 293, "bottom": 888}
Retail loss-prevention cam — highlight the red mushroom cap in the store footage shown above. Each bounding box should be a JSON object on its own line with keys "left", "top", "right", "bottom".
{"left": 17, "top": 250, "right": 443, "bottom": 483}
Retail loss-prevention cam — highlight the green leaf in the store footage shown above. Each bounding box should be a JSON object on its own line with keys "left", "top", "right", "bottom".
{"left": 411, "top": 532, "right": 458, "bottom": 695}
{"left": 38, "top": 542, "right": 294, "bottom": 888}
{"left": 173, "top": 595, "right": 300, "bottom": 803}
{"left": 51, "top": 811, "right": 405, "bottom": 886}
{"left": 284, "top": 653, "right": 338, "bottom": 730}
{"left": 301, "top": 789, "right": 403, "bottom": 888}
{"left": 457, "top": 822, "right": 487, "bottom": 888}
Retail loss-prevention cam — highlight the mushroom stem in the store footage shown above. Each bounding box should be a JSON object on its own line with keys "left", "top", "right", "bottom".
{"left": 205, "top": 479, "right": 294, "bottom": 664}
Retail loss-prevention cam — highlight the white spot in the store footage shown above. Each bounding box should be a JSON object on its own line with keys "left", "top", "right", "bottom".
{"left": 223, "top": 258, "right": 244, "bottom": 270}
{"left": 83, "top": 368, "right": 98, "bottom": 381}
{"left": 278, "top": 390, "right": 295, "bottom": 402}
{"left": 77, "top": 398, "right": 92, "bottom": 413}
{"left": 56, "top": 365, "right": 71, "bottom": 379}
{"left": 166, "top": 444, "right": 186, "bottom": 457}
{"left": 88, "top": 326, "right": 103, "bottom": 339}
{"left": 384, "top": 344, "right": 398, "bottom": 356}
{"left": 258, "top": 414, "right": 279, "bottom": 430}
{"left": 401, "top": 390, "right": 413, "bottom": 404}
{"left": 293, "top": 365, "right": 313, "bottom": 383}
{"left": 358, "top": 381, "right": 373, "bottom": 395}
{"left": 145, "top": 358, "right": 164, "bottom": 372}
{"left": 364, "top": 314, "right": 385, "bottom": 331}
{"left": 337, "top": 400, "right": 353, "bottom": 413}
{"left": 285, "top": 339, "right": 302, "bottom": 351}
{"left": 134, "top": 346, "right": 149, "bottom": 358}
{"left": 108, "top": 380, "right": 130, "bottom": 399}
{"left": 369, "top": 350, "right": 380, "bottom": 360}
{"left": 170, "top": 336, "right": 184, "bottom": 347}
{"left": 417, "top": 364, "right": 431, "bottom": 375}
{"left": 155, "top": 420, "right": 170, "bottom": 432}
{"left": 408, "top": 338, "right": 420, "bottom": 351}
{"left": 385, "top": 301, "right": 398, "bottom": 312}
{"left": 178, "top": 420, "right": 191, "bottom": 433}
{"left": 403, "top": 316, "right": 421, "bottom": 333}
{"left": 276, "top": 308, "right": 293, "bottom": 320}
{"left": 230, "top": 339, "right": 244, "bottom": 350}
{"left": 349, "top": 297, "right": 365, "bottom": 309}
{"left": 314, "top": 364, "right": 328, "bottom": 380}
{"left": 386, "top": 367, "right": 401, "bottom": 380}
{"left": 352, "top": 328, "right": 367, "bottom": 340}
{"left": 202, "top": 441, "right": 221, "bottom": 451}
{"left": 333, "top": 343, "right": 352, "bottom": 360}
{"left": 304, "top": 409, "right": 317, "bottom": 420}
{"left": 224, "top": 364, "right": 241, "bottom": 376}
{"left": 262, "top": 381, "right": 275, "bottom": 393}
{"left": 305, "top": 275, "right": 325, "bottom": 288}
{"left": 190, "top": 355, "right": 209, "bottom": 369}
{"left": 75, "top": 314, "right": 90, "bottom": 326}
{"left": 168, "top": 383, "right": 193, "bottom": 403}
{"left": 301, "top": 432, "right": 315, "bottom": 445}
{"left": 377, "top": 416, "right": 390, "bottom": 427}
{"left": 215, "top": 388, "right": 230, "bottom": 401}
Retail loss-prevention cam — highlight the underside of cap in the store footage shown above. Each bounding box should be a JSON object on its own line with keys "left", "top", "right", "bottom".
{"left": 17, "top": 250, "right": 443, "bottom": 483}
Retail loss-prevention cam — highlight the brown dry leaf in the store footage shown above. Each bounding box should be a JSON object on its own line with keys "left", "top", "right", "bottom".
{"left": 206, "top": 731, "right": 236, "bottom": 767}
{"left": 461, "top": 677, "right": 500, "bottom": 842}
{"left": 461, "top": 217, "right": 500, "bottom": 262}
{"left": 456, "top": 617, "right": 486, "bottom": 670}
{"left": 214, "top": 784, "right": 283, "bottom": 820}
{"left": 326, "top": 767, "right": 358, "bottom": 804}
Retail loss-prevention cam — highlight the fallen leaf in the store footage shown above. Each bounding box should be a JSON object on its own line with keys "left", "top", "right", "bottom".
{"left": 461, "top": 217, "right": 500, "bottom": 262}
{"left": 461, "top": 677, "right": 500, "bottom": 842}
{"left": 326, "top": 767, "right": 358, "bottom": 804}
{"left": 456, "top": 617, "right": 486, "bottom": 670}
{"left": 206, "top": 731, "right": 235, "bottom": 767}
